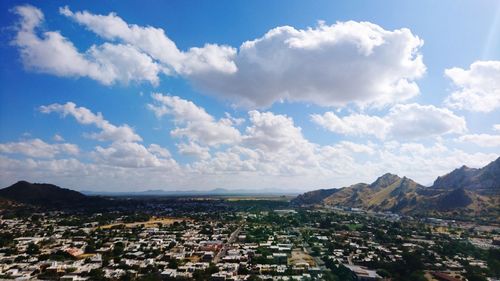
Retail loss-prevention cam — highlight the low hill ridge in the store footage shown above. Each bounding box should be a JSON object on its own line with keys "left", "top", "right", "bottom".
{"left": 0, "top": 181, "right": 100, "bottom": 208}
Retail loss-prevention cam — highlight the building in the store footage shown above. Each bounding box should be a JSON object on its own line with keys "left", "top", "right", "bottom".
{"left": 344, "top": 264, "right": 381, "bottom": 281}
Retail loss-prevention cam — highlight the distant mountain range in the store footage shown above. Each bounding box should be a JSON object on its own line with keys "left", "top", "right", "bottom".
{"left": 293, "top": 157, "right": 500, "bottom": 219}
{"left": 0, "top": 181, "right": 297, "bottom": 209}
{"left": 1, "top": 157, "right": 498, "bottom": 219}
{"left": 82, "top": 188, "right": 298, "bottom": 196}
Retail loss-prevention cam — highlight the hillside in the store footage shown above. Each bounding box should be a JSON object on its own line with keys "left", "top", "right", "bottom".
{"left": 292, "top": 188, "right": 339, "bottom": 205}
{"left": 292, "top": 173, "right": 426, "bottom": 212}
{"left": 435, "top": 187, "right": 472, "bottom": 210}
{"left": 293, "top": 157, "right": 500, "bottom": 218}
{"left": 0, "top": 181, "right": 104, "bottom": 208}
{"left": 321, "top": 174, "right": 426, "bottom": 213}
{"left": 432, "top": 157, "right": 500, "bottom": 192}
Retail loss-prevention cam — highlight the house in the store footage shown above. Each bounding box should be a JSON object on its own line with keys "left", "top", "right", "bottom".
{"left": 344, "top": 264, "right": 381, "bottom": 281}
{"left": 431, "top": 272, "right": 463, "bottom": 281}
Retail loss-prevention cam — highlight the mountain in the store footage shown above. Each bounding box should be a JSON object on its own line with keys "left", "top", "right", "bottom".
{"left": 320, "top": 174, "right": 426, "bottom": 213}
{"left": 293, "top": 173, "right": 426, "bottom": 212}
{"left": 0, "top": 181, "right": 105, "bottom": 208}
{"left": 83, "top": 188, "right": 298, "bottom": 196}
{"left": 293, "top": 157, "right": 500, "bottom": 218}
{"left": 432, "top": 157, "right": 500, "bottom": 192}
{"left": 433, "top": 187, "right": 472, "bottom": 210}
{"left": 292, "top": 188, "right": 339, "bottom": 205}
{"left": 422, "top": 187, "right": 499, "bottom": 218}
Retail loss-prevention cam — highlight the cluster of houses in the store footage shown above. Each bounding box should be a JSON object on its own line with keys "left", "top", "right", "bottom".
{"left": 0, "top": 210, "right": 498, "bottom": 280}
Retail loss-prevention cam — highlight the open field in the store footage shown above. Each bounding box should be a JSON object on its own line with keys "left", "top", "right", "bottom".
{"left": 288, "top": 249, "right": 316, "bottom": 267}
{"left": 223, "top": 195, "right": 295, "bottom": 201}
{"left": 96, "top": 217, "right": 190, "bottom": 229}
{"left": 76, "top": 253, "right": 96, "bottom": 259}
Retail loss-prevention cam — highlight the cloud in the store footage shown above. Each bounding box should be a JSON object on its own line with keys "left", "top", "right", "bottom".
{"left": 0, "top": 156, "right": 90, "bottom": 179}
{"left": 60, "top": 6, "right": 237, "bottom": 76}
{"left": 14, "top": 5, "right": 426, "bottom": 108}
{"left": 1, "top": 101, "right": 498, "bottom": 191}
{"left": 187, "top": 110, "right": 495, "bottom": 186}
{"left": 335, "top": 141, "right": 376, "bottom": 155}
{"left": 458, "top": 134, "right": 500, "bottom": 147}
{"left": 53, "top": 134, "right": 64, "bottom": 142}
{"left": 93, "top": 142, "right": 177, "bottom": 168}
{"left": 494, "top": 124, "right": 500, "bottom": 132}
{"left": 445, "top": 60, "right": 500, "bottom": 112}
{"left": 388, "top": 103, "right": 466, "bottom": 139}
{"left": 39, "top": 102, "right": 142, "bottom": 143}
{"left": 0, "top": 138, "right": 79, "bottom": 158}
{"left": 311, "top": 112, "right": 389, "bottom": 139}
{"left": 312, "top": 103, "right": 466, "bottom": 139}
{"left": 189, "top": 21, "right": 425, "bottom": 108}
{"left": 0, "top": 155, "right": 182, "bottom": 192}
{"left": 150, "top": 97, "right": 376, "bottom": 178}
{"left": 35, "top": 101, "right": 179, "bottom": 171}
{"left": 244, "top": 111, "right": 312, "bottom": 152}
{"left": 2, "top": 138, "right": 497, "bottom": 191}
{"left": 86, "top": 43, "right": 163, "bottom": 85}
{"left": 148, "top": 144, "right": 172, "bottom": 158}
{"left": 373, "top": 141, "right": 497, "bottom": 184}
{"left": 177, "top": 142, "right": 211, "bottom": 160}
{"left": 148, "top": 93, "right": 241, "bottom": 146}
{"left": 11, "top": 5, "right": 163, "bottom": 85}
{"left": 189, "top": 111, "right": 322, "bottom": 177}
{"left": 37, "top": 101, "right": 180, "bottom": 170}
{"left": 192, "top": 110, "right": 366, "bottom": 177}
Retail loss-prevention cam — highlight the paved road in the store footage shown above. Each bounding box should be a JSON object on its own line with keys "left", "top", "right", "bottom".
{"left": 213, "top": 225, "right": 242, "bottom": 263}
{"left": 348, "top": 252, "right": 354, "bottom": 265}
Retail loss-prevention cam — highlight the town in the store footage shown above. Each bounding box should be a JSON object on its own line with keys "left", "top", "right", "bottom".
{"left": 2, "top": 0, "right": 500, "bottom": 280}
{"left": 0, "top": 198, "right": 499, "bottom": 281}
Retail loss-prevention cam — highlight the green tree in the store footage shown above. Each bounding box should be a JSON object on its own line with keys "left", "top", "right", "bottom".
{"left": 168, "top": 259, "right": 179, "bottom": 269}
{"left": 87, "top": 269, "right": 108, "bottom": 281}
{"left": 26, "top": 243, "right": 40, "bottom": 255}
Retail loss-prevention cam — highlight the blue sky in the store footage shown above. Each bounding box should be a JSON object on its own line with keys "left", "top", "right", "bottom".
{"left": 0, "top": 0, "right": 499, "bottom": 192}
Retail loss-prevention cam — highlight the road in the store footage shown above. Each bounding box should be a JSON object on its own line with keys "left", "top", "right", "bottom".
{"left": 348, "top": 252, "right": 354, "bottom": 265}
{"left": 303, "top": 243, "right": 326, "bottom": 270}
{"left": 213, "top": 225, "right": 242, "bottom": 263}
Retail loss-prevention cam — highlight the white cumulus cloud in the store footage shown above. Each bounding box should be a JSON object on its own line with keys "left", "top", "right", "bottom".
{"left": 190, "top": 21, "right": 425, "bottom": 108}
{"left": 12, "top": 5, "right": 163, "bottom": 86}
{"left": 311, "top": 112, "right": 389, "bottom": 139}
{"left": 388, "top": 103, "right": 467, "bottom": 139}
{"left": 445, "top": 60, "right": 500, "bottom": 112}
{"left": 60, "top": 6, "right": 237, "bottom": 76}
{"left": 93, "top": 142, "right": 177, "bottom": 168}
{"left": 312, "top": 103, "right": 466, "bottom": 139}
{"left": 458, "top": 134, "right": 500, "bottom": 147}
{"left": 39, "top": 102, "right": 142, "bottom": 143}
{"left": 177, "top": 142, "right": 211, "bottom": 160}
{"left": 13, "top": 5, "right": 426, "bottom": 108}
{"left": 0, "top": 138, "right": 79, "bottom": 158}
{"left": 148, "top": 93, "right": 242, "bottom": 146}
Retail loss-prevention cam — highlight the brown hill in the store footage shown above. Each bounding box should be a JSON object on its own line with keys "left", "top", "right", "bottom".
{"left": 322, "top": 174, "right": 425, "bottom": 213}
{"left": 293, "top": 157, "right": 500, "bottom": 218}
{"left": 432, "top": 157, "right": 500, "bottom": 193}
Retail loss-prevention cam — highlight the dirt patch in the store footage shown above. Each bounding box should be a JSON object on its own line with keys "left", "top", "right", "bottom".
{"left": 97, "top": 217, "right": 190, "bottom": 229}
{"left": 288, "top": 249, "right": 316, "bottom": 266}
{"left": 77, "top": 253, "right": 96, "bottom": 259}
